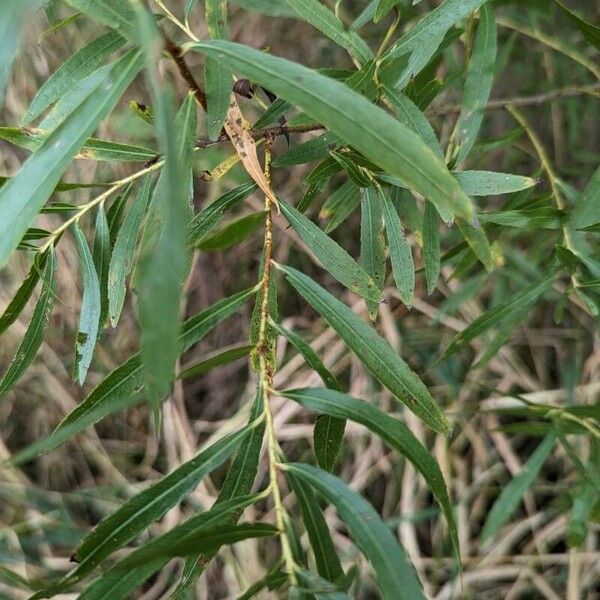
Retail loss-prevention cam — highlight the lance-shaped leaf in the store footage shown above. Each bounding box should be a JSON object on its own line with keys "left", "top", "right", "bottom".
{"left": 383, "top": 0, "right": 490, "bottom": 88}
{"left": 295, "top": 570, "right": 350, "bottom": 599}
{"left": 282, "top": 387, "right": 459, "bottom": 562}
{"left": 8, "top": 287, "right": 256, "bottom": 465}
{"left": 187, "top": 182, "right": 257, "bottom": 244}
{"left": 287, "top": 472, "right": 345, "bottom": 584}
{"left": 280, "top": 199, "right": 382, "bottom": 303}
{"left": 75, "top": 493, "right": 264, "bottom": 600}
{"left": 196, "top": 211, "right": 266, "bottom": 251}
{"left": 188, "top": 40, "right": 475, "bottom": 224}
{"left": 0, "top": 252, "right": 47, "bottom": 336}
{"left": 440, "top": 268, "right": 559, "bottom": 361}
{"left": 453, "top": 4, "right": 496, "bottom": 167}
{"left": 481, "top": 433, "right": 556, "bottom": 544}
{"left": 380, "top": 188, "right": 415, "bottom": 306}
{"left": 454, "top": 170, "right": 537, "bottom": 196}
{"left": 205, "top": 0, "right": 231, "bottom": 137}
{"left": 135, "top": 7, "right": 195, "bottom": 404}
{"left": 92, "top": 206, "right": 111, "bottom": 329}
{"left": 281, "top": 0, "right": 372, "bottom": 64}
{"left": 72, "top": 225, "right": 101, "bottom": 385}
{"left": 423, "top": 201, "right": 440, "bottom": 294}
{"left": 283, "top": 463, "right": 426, "bottom": 600}
{"left": 179, "top": 344, "right": 253, "bottom": 379}
{"left": 22, "top": 31, "right": 125, "bottom": 125}
{"left": 0, "top": 49, "right": 143, "bottom": 268}
{"left": 63, "top": 0, "right": 138, "bottom": 41}
{"left": 108, "top": 176, "right": 153, "bottom": 327}
{"left": 0, "top": 249, "right": 56, "bottom": 400}
{"left": 555, "top": 0, "right": 600, "bottom": 52}
{"left": 275, "top": 263, "right": 451, "bottom": 435}
{"left": 70, "top": 427, "right": 251, "bottom": 579}
{"left": 570, "top": 163, "right": 600, "bottom": 232}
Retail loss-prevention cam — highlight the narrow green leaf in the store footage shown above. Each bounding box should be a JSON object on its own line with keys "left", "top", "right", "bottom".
{"left": 295, "top": 569, "right": 350, "bottom": 599}
{"left": 281, "top": 0, "right": 372, "bottom": 63}
{"left": 288, "top": 473, "right": 344, "bottom": 584}
{"left": 423, "top": 201, "right": 440, "bottom": 294}
{"left": 280, "top": 199, "right": 382, "bottom": 303}
{"left": 22, "top": 31, "right": 125, "bottom": 125}
{"left": 478, "top": 207, "right": 563, "bottom": 230}
{"left": 570, "top": 163, "right": 600, "bottom": 232}
{"left": 0, "top": 49, "right": 143, "bottom": 268}
{"left": 196, "top": 211, "right": 266, "bottom": 251}
{"left": 0, "top": 1, "right": 33, "bottom": 104}
{"left": 0, "top": 253, "right": 46, "bottom": 336}
{"left": 0, "top": 249, "right": 56, "bottom": 400}
{"left": 63, "top": 0, "right": 138, "bottom": 41}
{"left": 374, "top": 0, "right": 401, "bottom": 24}
{"left": 76, "top": 493, "right": 264, "bottom": 600}
{"left": 187, "top": 182, "right": 257, "bottom": 244}
{"left": 453, "top": 5, "right": 496, "bottom": 166}
{"left": 321, "top": 181, "right": 361, "bottom": 234}
{"left": 136, "top": 8, "right": 196, "bottom": 404}
{"left": 281, "top": 387, "right": 460, "bottom": 563}
{"left": 380, "top": 188, "right": 415, "bottom": 306}
{"left": 440, "top": 268, "right": 559, "bottom": 361}
{"left": 314, "top": 414, "right": 346, "bottom": 472}
{"left": 567, "top": 482, "right": 596, "bottom": 548}
{"left": 383, "top": 0, "right": 489, "bottom": 88}
{"left": 275, "top": 263, "right": 452, "bottom": 435}
{"left": 383, "top": 87, "right": 443, "bottom": 159}
{"left": 481, "top": 434, "right": 556, "bottom": 544}
{"left": 555, "top": 1, "right": 600, "bottom": 52}
{"left": 456, "top": 218, "right": 493, "bottom": 271}
{"left": 108, "top": 176, "right": 152, "bottom": 327}
{"left": 92, "top": 206, "right": 111, "bottom": 329}
{"left": 178, "top": 343, "right": 253, "bottom": 379}
{"left": 72, "top": 225, "right": 101, "bottom": 385}
{"left": 7, "top": 287, "right": 256, "bottom": 465}
{"left": 270, "top": 319, "right": 340, "bottom": 391}
{"left": 173, "top": 386, "right": 266, "bottom": 595}
{"left": 274, "top": 132, "right": 339, "bottom": 167}
{"left": 205, "top": 0, "right": 232, "bottom": 137}
{"left": 189, "top": 41, "right": 475, "bottom": 224}
{"left": 70, "top": 427, "right": 250, "bottom": 579}
{"left": 229, "top": 0, "right": 297, "bottom": 17}
{"left": 454, "top": 170, "right": 537, "bottom": 196}
{"left": 284, "top": 463, "right": 426, "bottom": 600}
{"left": 360, "top": 187, "right": 386, "bottom": 319}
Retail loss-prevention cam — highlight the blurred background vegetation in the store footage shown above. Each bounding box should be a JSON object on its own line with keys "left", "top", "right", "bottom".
{"left": 1, "top": 0, "right": 599, "bottom": 598}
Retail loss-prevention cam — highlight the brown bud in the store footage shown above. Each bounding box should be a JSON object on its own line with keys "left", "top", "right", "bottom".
{"left": 233, "top": 79, "right": 255, "bottom": 98}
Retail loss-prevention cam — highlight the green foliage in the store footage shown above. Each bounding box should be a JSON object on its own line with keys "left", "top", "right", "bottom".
{"left": 0, "top": 0, "right": 599, "bottom": 597}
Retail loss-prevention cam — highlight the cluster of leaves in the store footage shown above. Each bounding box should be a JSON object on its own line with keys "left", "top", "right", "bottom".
{"left": 0, "top": 0, "right": 599, "bottom": 598}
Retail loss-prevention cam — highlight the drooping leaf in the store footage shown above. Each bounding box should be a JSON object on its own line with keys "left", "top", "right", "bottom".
{"left": 275, "top": 263, "right": 452, "bottom": 435}
{"left": 108, "top": 176, "right": 153, "bottom": 327}
{"left": 453, "top": 4, "right": 496, "bottom": 167}
{"left": 205, "top": 0, "right": 232, "bottom": 137}
{"left": 281, "top": 0, "right": 373, "bottom": 64}
{"left": 0, "top": 249, "right": 56, "bottom": 400}
{"left": 360, "top": 186, "right": 386, "bottom": 320}
{"left": 135, "top": 8, "right": 195, "bottom": 405}
{"left": 0, "top": 49, "right": 143, "bottom": 268}
{"left": 280, "top": 199, "right": 382, "bottom": 303}
{"left": 72, "top": 225, "right": 101, "bottom": 385}
{"left": 281, "top": 387, "right": 460, "bottom": 562}
{"left": 380, "top": 188, "right": 415, "bottom": 306}
{"left": 92, "top": 205, "right": 111, "bottom": 329}
{"left": 189, "top": 40, "right": 475, "bottom": 224}
{"left": 8, "top": 287, "right": 256, "bottom": 465}
{"left": 423, "top": 201, "right": 440, "bottom": 294}
{"left": 481, "top": 433, "right": 556, "bottom": 544}
{"left": 555, "top": 0, "right": 600, "bottom": 52}
{"left": 22, "top": 31, "right": 125, "bottom": 125}
{"left": 284, "top": 463, "right": 426, "bottom": 600}
{"left": 287, "top": 472, "right": 345, "bottom": 584}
